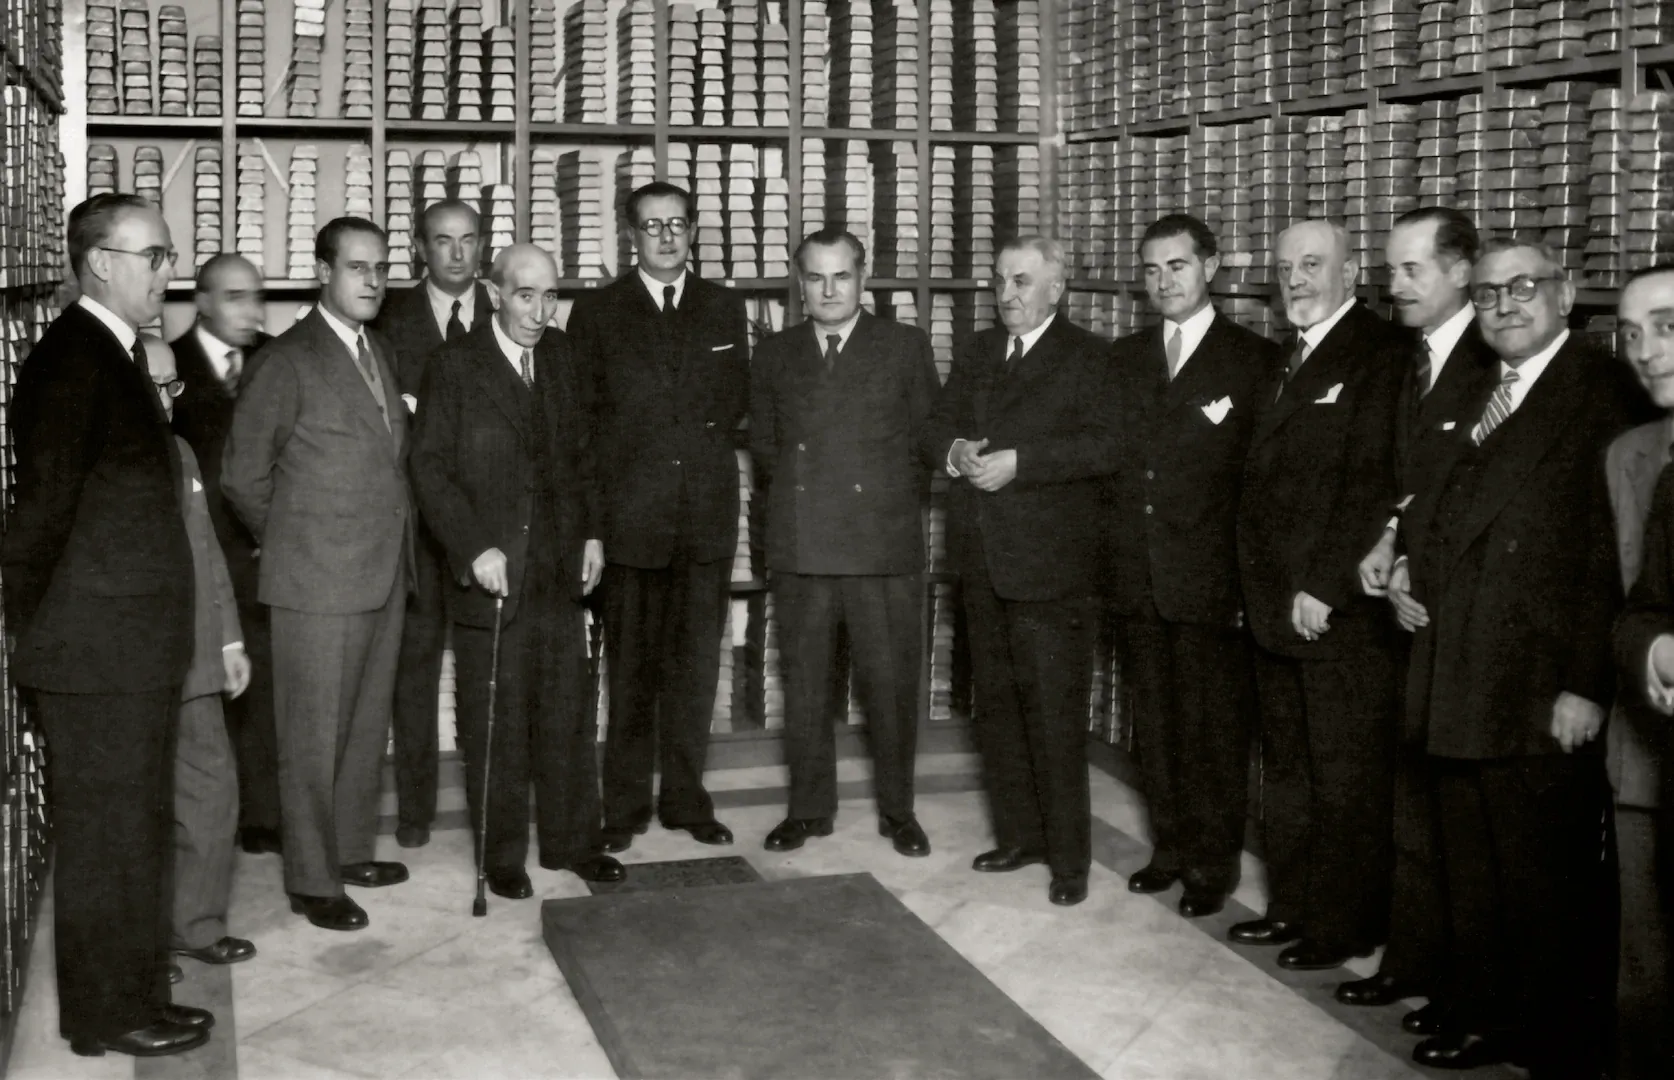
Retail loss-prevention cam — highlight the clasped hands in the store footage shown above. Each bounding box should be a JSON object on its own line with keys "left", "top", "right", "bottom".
{"left": 472, "top": 540, "right": 605, "bottom": 599}
{"left": 1358, "top": 531, "right": 1429, "bottom": 631}
{"left": 950, "top": 438, "right": 1017, "bottom": 492}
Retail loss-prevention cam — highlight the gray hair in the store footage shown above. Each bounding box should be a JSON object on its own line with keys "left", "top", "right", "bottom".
{"left": 998, "top": 235, "right": 1066, "bottom": 278}
{"left": 1478, "top": 235, "right": 1565, "bottom": 277}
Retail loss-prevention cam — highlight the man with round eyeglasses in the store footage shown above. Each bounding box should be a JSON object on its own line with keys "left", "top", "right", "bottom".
{"left": 567, "top": 181, "right": 751, "bottom": 855}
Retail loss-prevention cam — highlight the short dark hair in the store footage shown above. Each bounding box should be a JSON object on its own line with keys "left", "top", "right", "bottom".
{"left": 793, "top": 227, "right": 867, "bottom": 273}
{"left": 1141, "top": 213, "right": 1218, "bottom": 260}
{"left": 1478, "top": 234, "right": 1563, "bottom": 274}
{"left": 624, "top": 181, "right": 693, "bottom": 228}
{"left": 314, "top": 216, "right": 388, "bottom": 265}
{"left": 67, "top": 192, "right": 153, "bottom": 277}
{"left": 1393, "top": 206, "right": 1480, "bottom": 265}
{"left": 194, "top": 252, "right": 258, "bottom": 293}
{"left": 417, "top": 198, "right": 481, "bottom": 243}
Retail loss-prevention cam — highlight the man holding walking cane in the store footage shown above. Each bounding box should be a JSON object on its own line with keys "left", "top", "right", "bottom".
{"left": 409, "top": 244, "right": 622, "bottom": 899}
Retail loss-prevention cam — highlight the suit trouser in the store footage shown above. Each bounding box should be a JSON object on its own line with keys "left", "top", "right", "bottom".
{"left": 391, "top": 527, "right": 445, "bottom": 830}
{"left": 172, "top": 692, "right": 238, "bottom": 949}
{"left": 453, "top": 573, "right": 601, "bottom": 871}
{"left": 1379, "top": 670, "right": 1447, "bottom": 990}
{"left": 600, "top": 555, "right": 730, "bottom": 830}
{"left": 34, "top": 688, "right": 177, "bottom": 1041}
{"left": 962, "top": 577, "right": 1096, "bottom": 878}
{"left": 1432, "top": 754, "right": 1619, "bottom": 1077}
{"left": 226, "top": 600, "right": 280, "bottom": 833}
{"left": 270, "top": 581, "right": 405, "bottom": 898}
{"left": 1253, "top": 645, "right": 1397, "bottom": 952}
{"left": 1118, "top": 603, "right": 1254, "bottom": 892}
{"left": 775, "top": 572, "right": 922, "bottom": 822}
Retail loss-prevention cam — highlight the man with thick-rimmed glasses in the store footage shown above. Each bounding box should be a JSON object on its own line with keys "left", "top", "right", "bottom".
{"left": 567, "top": 181, "right": 750, "bottom": 854}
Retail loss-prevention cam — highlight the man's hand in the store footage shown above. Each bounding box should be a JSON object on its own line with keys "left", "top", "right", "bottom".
{"left": 1387, "top": 561, "right": 1429, "bottom": 632}
{"left": 1550, "top": 692, "right": 1604, "bottom": 753}
{"left": 1290, "top": 591, "right": 1332, "bottom": 641}
{"left": 581, "top": 539, "right": 605, "bottom": 596}
{"left": 1359, "top": 529, "right": 1397, "bottom": 597}
{"left": 968, "top": 447, "right": 1018, "bottom": 492}
{"left": 1650, "top": 635, "right": 1674, "bottom": 716}
{"left": 472, "top": 547, "right": 510, "bottom": 597}
{"left": 949, "top": 437, "right": 989, "bottom": 477}
{"left": 223, "top": 644, "right": 252, "bottom": 699}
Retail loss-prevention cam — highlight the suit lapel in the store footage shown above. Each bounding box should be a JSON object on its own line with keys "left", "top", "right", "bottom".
{"left": 303, "top": 310, "right": 398, "bottom": 453}
{"left": 468, "top": 325, "right": 532, "bottom": 445}
{"left": 1160, "top": 315, "right": 1225, "bottom": 415}
{"left": 1252, "top": 309, "right": 1365, "bottom": 446}
{"left": 993, "top": 316, "right": 1066, "bottom": 416}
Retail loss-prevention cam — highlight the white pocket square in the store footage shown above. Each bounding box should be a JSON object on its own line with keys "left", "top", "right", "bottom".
{"left": 711, "top": 343, "right": 734, "bottom": 352}
{"left": 191, "top": 478, "right": 203, "bottom": 493}
{"left": 1440, "top": 420, "right": 1457, "bottom": 431}
{"left": 402, "top": 393, "right": 418, "bottom": 414}
{"left": 1313, "top": 382, "right": 1344, "bottom": 404}
{"left": 1200, "top": 396, "right": 1233, "bottom": 425}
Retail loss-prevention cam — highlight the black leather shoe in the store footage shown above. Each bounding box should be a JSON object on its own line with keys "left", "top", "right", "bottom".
{"left": 487, "top": 867, "right": 534, "bottom": 899}
{"left": 971, "top": 847, "right": 1046, "bottom": 873}
{"left": 340, "top": 861, "right": 408, "bottom": 888}
{"left": 161, "top": 1004, "right": 214, "bottom": 1030}
{"left": 1277, "top": 939, "right": 1374, "bottom": 971}
{"left": 879, "top": 817, "right": 931, "bottom": 857}
{"left": 1177, "top": 889, "right": 1226, "bottom": 918}
{"left": 1049, "top": 875, "right": 1089, "bottom": 906}
{"left": 173, "top": 936, "right": 256, "bottom": 965}
{"left": 763, "top": 817, "right": 834, "bottom": 851}
{"left": 545, "top": 854, "right": 625, "bottom": 883}
{"left": 1228, "top": 918, "right": 1302, "bottom": 946}
{"left": 395, "top": 824, "right": 430, "bottom": 848}
{"left": 166, "top": 963, "right": 183, "bottom": 985}
{"left": 70, "top": 1021, "right": 207, "bottom": 1058}
{"left": 1127, "top": 865, "right": 1179, "bottom": 894}
{"left": 1402, "top": 1003, "right": 1444, "bottom": 1036}
{"left": 289, "top": 893, "right": 369, "bottom": 931}
{"left": 1412, "top": 1032, "right": 1512, "bottom": 1070}
{"left": 239, "top": 826, "right": 282, "bottom": 855}
{"left": 677, "top": 822, "right": 734, "bottom": 845}
{"left": 1336, "top": 971, "right": 1421, "bottom": 1007}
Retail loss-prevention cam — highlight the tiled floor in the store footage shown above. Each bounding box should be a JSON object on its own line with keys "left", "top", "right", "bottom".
{"left": 6, "top": 755, "right": 1502, "bottom": 1080}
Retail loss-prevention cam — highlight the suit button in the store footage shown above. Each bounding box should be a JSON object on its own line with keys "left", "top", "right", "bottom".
{"left": 1506, "top": 539, "right": 1517, "bottom": 553}
{"left": 1146, "top": 470, "right": 1155, "bottom": 480}
{"left": 797, "top": 485, "right": 805, "bottom": 492}
{"left": 673, "top": 459, "right": 681, "bottom": 466}
{"left": 798, "top": 443, "right": 806, "bottom": 451}
{"left": 1145, "top": 505, "right": 1153, "bottom": 514}
{"left": 854, "top": 484, "right": 863, "bottom": 493}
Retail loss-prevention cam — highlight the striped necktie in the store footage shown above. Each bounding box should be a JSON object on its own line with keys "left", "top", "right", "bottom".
{"left": 1470, "top": 368, "right": 1520, "bottom": 446}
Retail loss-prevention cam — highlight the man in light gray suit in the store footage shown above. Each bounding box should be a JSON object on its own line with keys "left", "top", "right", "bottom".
{"left": 223, "top": 217, "right": 412, "bottom": 931}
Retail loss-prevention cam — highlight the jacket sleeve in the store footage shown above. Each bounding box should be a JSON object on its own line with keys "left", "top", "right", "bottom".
{"left": 749, "top": 336, "right": 780, "bottom": 490}
{"left": 1011, "top": 338, "right": 1122, "bottom": 489}
{"left": 1618, "top": 467, "right": 1674, "bottom": 702}
{"left": 220, "top": 344, "right": 297, "bottom": 544}
{"left": 921, "top": 338, "right": 976, "bottom": 471}
{"left": 905, "top": 327, "right": 942, "bottom": 486}
{"left": 408, "top": 348, "right": 496, "bottom": 585}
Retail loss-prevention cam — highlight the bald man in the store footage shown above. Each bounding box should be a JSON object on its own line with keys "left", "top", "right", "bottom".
{"left": 1233, "top": 220, "right": 1408, "bottom": 970}
{"left": 172, "top": 254, "right": 280, "bottom": 855}
{"left": 409, "top": 245, "right": 621, "bottom": 895}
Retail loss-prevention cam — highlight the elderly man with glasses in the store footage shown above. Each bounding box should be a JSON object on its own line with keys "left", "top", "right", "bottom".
{"left": 566, "top": 181, "right": 751, "bottom": 854}
{"left": 1390, "top": 237, "right": 1627, "bottom": 1074}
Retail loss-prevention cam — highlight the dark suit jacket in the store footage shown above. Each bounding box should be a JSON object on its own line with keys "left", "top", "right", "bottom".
{"left": 922, "top": 316, "right": 1120, "bottom": 602}
{"left": 566, "top": 271, "right": 750, "bottom": 568}
{"left": 1606, "top": 418, "right": 1672, "bottom": 808}
{"left": 1237, "top": 303, "right": 1407, "bottom": 659}
{"left": 409, "top": 322, "right": 598, "bottom": 628}
{"left": 1406, "top": 336, "right": 1627, "bottom": 759}
{"left": 221, "top": 308, "right": 412, "bottom": 615}
{"left": 751, "top": 312, "right": 940, "bottom": 576}
{"left": 1392, "top": 319, "right": 1499, "bottom": 521}
{"left": 0, "top": 302, "right": 194, "bottom": 693}
{"left": 370, "top": 280, "right": 496, "bottom": 398}
{"left": 1108, "top": 311, "right": 1281, "bottom": 626}
{"left": 172, "top": 323, "right": 272, "bottom": 601}
{"left": 177, "top": 438, "right": 241, "bottom": 701}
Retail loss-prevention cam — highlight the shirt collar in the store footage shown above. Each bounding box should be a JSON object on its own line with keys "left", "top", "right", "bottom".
{"left": 1162, "top": 303, "right": 1216, "bottom": 368}
{"left": 1012, "top": 312, "right": 1057, "bottom": 356}
{"left": 1503, "top": 328, "right": 1569, "bottom": 385}
{"left": 811, "top": 311, "right": 862, "bottom": 352}
{"left": 638, "top": 266, "right": 687, "bottom": 310}
{"left": 426, "top": 278, "right": 476, "bottom": 333}
{"left": 1298, "top": 297, "right": 1358, "bottom": 351}
{"left": 489, "top": 317, "right": 528, "bottom": 369}
{"left": 195, "top": 323, "right": 239, "bottom": 379}
{"left": 1423, "top": 302, "right": 1476, "bottom": 365}
{"left": 77, "top": 294, "right": 138, "bottom": 353}
{"left": 315, "top": 304, "right": 365, "bottom": 356}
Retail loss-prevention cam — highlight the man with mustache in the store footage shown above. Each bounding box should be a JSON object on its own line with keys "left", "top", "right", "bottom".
{"left": 223, "top": 218, "right": 413, "bottom": 932}
{"left": 1233, "top": 219, "right": 1407, "bottom": 970}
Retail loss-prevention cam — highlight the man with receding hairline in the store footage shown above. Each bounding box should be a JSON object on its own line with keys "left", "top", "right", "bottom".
{"left": 411, "top": 244, "right": 620, "bottom": 895}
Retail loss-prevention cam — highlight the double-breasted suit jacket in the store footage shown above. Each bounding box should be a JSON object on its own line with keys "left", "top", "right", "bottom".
{"left": 1391, "top": 320, "right": 1499, "bottom": 529}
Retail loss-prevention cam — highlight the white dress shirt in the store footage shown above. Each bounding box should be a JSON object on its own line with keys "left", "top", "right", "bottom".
{"left": 78, "top": 294, "right": 138, "bottom": 354}
{"left": 1162, "top": 303, "right": 1216, "bottom": 377}
{"left": 1422, "top": 302, "right": 1476, "bottom": 390}
{"left": 316, "top": 304, "right": 367, "bottom": 356}
{"left": 638, "top": 266, "right": 688, "bottom": 311}
{"left": 1496, "top": 328, "right": 1568, "bottom": 417}
{"left": 1296, "top": 296, "right": 1358, "bottom": 361}
{"left": 426, "top": 278, "right": 476, "bottom": 338}
{"left": 195, "top": 323, "right": 242, "bottom": 383}
{"left": 810, "top": 311, "right": 861, "bottom": 353}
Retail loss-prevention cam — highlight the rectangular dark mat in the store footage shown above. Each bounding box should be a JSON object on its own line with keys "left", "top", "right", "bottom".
{"left": 584, "top": 855, "right": 763, "bottom": 896}
{"left": 543, "top": 872, "right": 1098, "bottom": 1080}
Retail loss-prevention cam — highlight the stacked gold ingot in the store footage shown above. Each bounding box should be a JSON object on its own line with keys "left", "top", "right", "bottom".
{"left": 530, "top": 149, "right": 559, "bottom": 255}
{"left": 1122, "top": 0, "right": 1154, "bottom": 121}
{"left": 557, "top": 150, "right": 603, "bottom": 279}
{"left": 530, "top": 0, "right": 558, "bottom": 122}
{"left": 726, "top": 0, "right": 760, "bottom": 127}
{"left": 870, "top": 141, "right": 919, "bottom": 279}
{"left": 288, "top": 0, "right": 324, "bottom": 118}
{"left": 484, "top": 182, "right": 514, "bottom": 267}
{"left": 1417, "top": 99, "right": 1459, "bottom": 204}
{"left": 1417, "top": 0, "right": 1455, "bottom": 79}
{"left": 342, "top": 0, "right": 373, "bottom": 119}
{"left": 344, "top": 143, "right": 373, "bottom": 222}
{"left": 692, "top": 143, "right": 725, "bottom": 277}
{"left": 929, "top": 145, "right": 955, "bottom": 280}
{"left": 562, "top": 0, "right": 607, "bottom": 123}
{"left": 86, "top": 4, "right": 118, "bottom": 115}
{"left": 285, "top": 146, "right": 318, "bottom": 280}
{"left": 1536, "top": 0, "right": 1588, "bottom": 60}
{"left": 1252, "top": 116, "right": 1308, "bottom": 290}
{"left": 119, "top": 0, "right": 153, "bottom": 115}
{"left": 761, "top": 20, "right": 790, "bottom": 126}
{"left": 133, "top": 145, "right": 162, "bottom": 207}
{"left": 998, "top": 1, "right": 1042, "bottom": 130}
{"left": 668, "top": 3, "right": 698, "bottom": 126}
{"left": 1452, "top": 0, "right": 1485, "bottom": 74}
{"left": 1218, "top": 124, "right": 1256, "bottom": 288}
{"left": 760, "top": 147, "right": 790, "bottom": 278}
{"left": 952, "top": 145, "right": 994, "bottom": 278}
{"left": 801, "top": 0, "right": 829, "bottom": 126}
{"left": 617, "top": 0, "right": 655, "bottom": 126}
{"left": 829, "top": 1, "right": 873, "bottom": 128}
{"left": 954, "top": 0, "right": 997, "bottom": 131}
{"left": 235, "top": 142, "right": 264, "bottom": 263}
{"left": 1362, "top": 103, "right": 1419, "bottom": 286}
{"left": 236, "top": 0, "right": 263, "bottom": 117}
{"left": 486, "top": 24, "right": 514, "bottom": 123}
{"left": 450, "top": 0, "right": 484, "bottom": 123}
{"left": 386, "top": 0, "right": 414, "bottom": 120}
{"left": 995, "top": 145, "right": 1042, "bottom": 245}
{"left": 157, "top": 5, "right": 187, "bottom": 116}
{"left": 386, "top": 149, "right": 415, "bottom": 280}
{"left": 1628, "top": 0, "right": 1674, "bottom": 45}
{"left": 698, "top": 8, "right": 726, "bottom": 125}
{"left": 1540, "top": 82, "right": 1595, "bottom": 276}
{"left": 1585, "top": 0, "right": 1621, "bottom": 53}
{"left": 1626, "top": 90, "right": 1674, "bottom": 273}
{"left": 929, "top": 0, "right": 955, "bottom": 131}
{"left": 1479, "top": 88, "right": 1544, "bottom": 238}
{"left": 1452, "top": 92, "right": 1487, "bottom": 223}
{"left": 87, "top": 145, "right": 118, "bottom": 198}
{"left": 725, "top": 145, "right": 759, "bottom": 278}
{"left": 800, "top": 138, "right": 827, "bottom": 229}
{"left": 416, "top": 0, "right": 448, "bottom": 121}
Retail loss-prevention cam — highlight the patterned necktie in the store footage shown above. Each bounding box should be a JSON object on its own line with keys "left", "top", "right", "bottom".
{"left": 1470, "top": 368, "right": 1520, "bottom": 446}
{"left": 520, "top": 347, "right": 534, "bottom": 388}
{"left": 225, "top": 349, "right": 242, "bottom": 396}
{"left": 1009, "top": 336, "right": 1024, "bottom": 366}
{"left": 663, "top": 284, "right": 676, "bottom": 315}
{"left": 445, "top": 299, "right": 466, "bottom": 342}
{"left": 823, "top": 333, "right": 841, "bottom": 372}
{"left": 1165, "top": 326, "right": 1183, "bottom": 379}
{"left": 1288, "top": 336, "right": 1310, "bottom": 379}
{"left": 1415, "top": 339, "right": 1433, "bottom": 398}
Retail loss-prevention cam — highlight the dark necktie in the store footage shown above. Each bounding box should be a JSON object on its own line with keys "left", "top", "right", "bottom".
{"left": 1288, "top": 335, "right": 1310, "bottom": 379}
{"left": 355, "top": 334, "right": 390, "bottom": 429}
{"left": 520, "top": 347, "right": 534, "bottom": 388}
{"left": 445, "top": 299, "right": 466, "bottom": 342}
{"left": 130, "top": 339, "right": 146, "bottom": 369}
{"left": 663, "top": 284, "right": 677, "bottom": 315}
{"left": 824, "top": 332, "right": 841, "bottom": 372}
{"left": 224, "top": 349, "right": 242, "bottom": 397}
{"left": 1415, "top": 339, "right": 1433, "bottom": 398}
{"left": 1009, "top": 336, "right": 1023, "bottom": 366}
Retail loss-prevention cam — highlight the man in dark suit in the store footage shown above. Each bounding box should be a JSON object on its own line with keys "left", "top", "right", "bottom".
{"left": 223, "top": 218, "right": 412, "bottom": 932}
{"left": 1108, "top": 214, "right": 1279, "bottom": 918}
{"left": 751, "top": 228, "right": 940, "bottom": 856}
{"left": 410, "top": 244, "right": 623, "bottom": 896}
{"left": 172, "top": 253, "right": 280, "bottom": 856}
{"left": 1338, "top": 209, "right": 1496, "bottom": 1018}
{"left": 1397, "top": 239, "right": 1623, "bottom": 1074}
{"left": 923, "top": 235, "right": 1119, "bottom": 907}
{"left": 1, "top": 193, "right": 211, "bottom": 1056}
{"left": 1232, "top": 219, "right": 1407, "bottom": 970}
{"left": 567, "top": 181, "right": 750, "bottom": 853}
{"left": 370, "top": 198, "right": 492, "bottom": 848}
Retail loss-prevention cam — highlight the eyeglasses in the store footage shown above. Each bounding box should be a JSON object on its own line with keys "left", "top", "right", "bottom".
{"left": 637, "top": 218, "right": 689, "bottom": 237}
{"left": 1471, "top": 274, "right": 1563, "bottom": 310}
{"left": 101, "top": 245, "right": 178, "bottom": 272}
{"left": 153, "top": 377, "right": 184, "bottom": 399}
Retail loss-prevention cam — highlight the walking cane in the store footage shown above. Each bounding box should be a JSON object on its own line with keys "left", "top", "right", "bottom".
{"left": 472, "top": 596, "right": 505, "bottom": 917}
